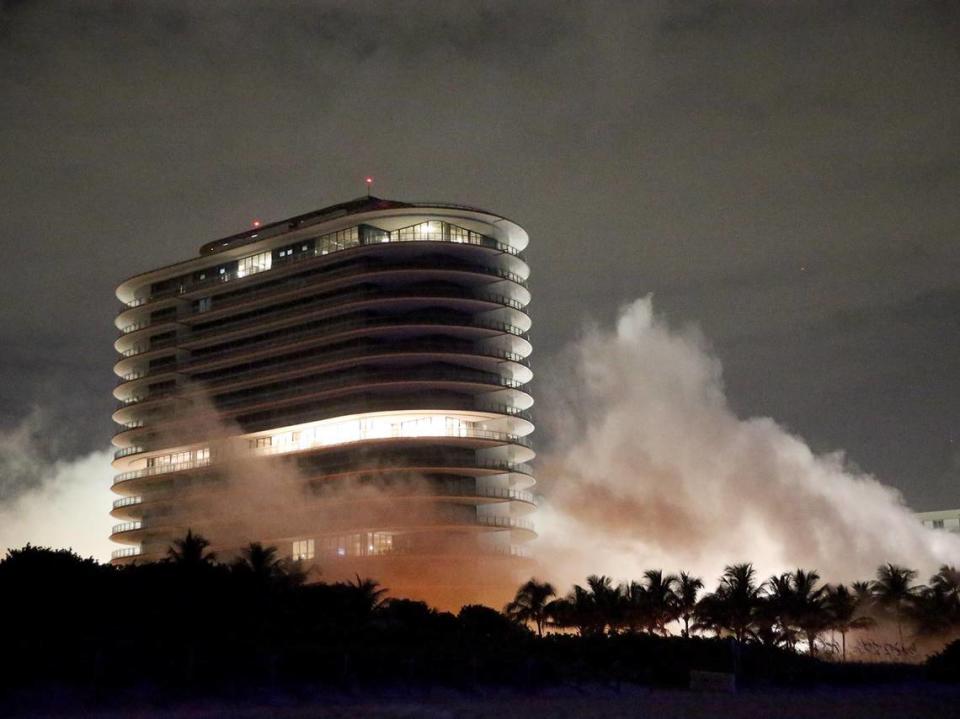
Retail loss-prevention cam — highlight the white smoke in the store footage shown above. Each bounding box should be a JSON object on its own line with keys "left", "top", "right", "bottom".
{"left": 0, "top": 444, "right": 114, "bottom": 562}
{"left": 536, "top": 296, "right": 960, "bottom": 587}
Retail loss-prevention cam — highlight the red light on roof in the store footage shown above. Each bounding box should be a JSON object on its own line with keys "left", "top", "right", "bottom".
{"left": 365, "top": 177, "right": 373, "bottom": 184}
{"left": 252, "top": 219, "right": 261, "bottom": 228}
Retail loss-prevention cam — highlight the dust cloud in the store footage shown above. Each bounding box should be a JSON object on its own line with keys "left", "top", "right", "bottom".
{"left": 534, "top": 296, "right": 960, "bottom": 589}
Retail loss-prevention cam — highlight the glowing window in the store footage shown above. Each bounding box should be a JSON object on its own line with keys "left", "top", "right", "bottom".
{"left": 237, "top": 251, "right": 272, "bottom": 278}
{"left": 292, "top": 538, "right": 315, "bottom": 561}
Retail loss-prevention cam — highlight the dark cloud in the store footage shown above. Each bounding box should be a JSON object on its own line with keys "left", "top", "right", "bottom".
{"left": 0, "top": 1, "right": 958, "bottom": 509}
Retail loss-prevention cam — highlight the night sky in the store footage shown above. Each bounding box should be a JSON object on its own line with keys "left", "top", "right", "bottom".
{"left": 1, "top": 0, "right": 959, "bottom": 519}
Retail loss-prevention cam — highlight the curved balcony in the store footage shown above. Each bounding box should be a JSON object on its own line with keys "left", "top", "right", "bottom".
{"left": 113, "top": 389, "right": 533, "bottom": 451}
{"left": 111, "top": 546, "right": 142, "bottom": 560}
{"left": 477, "top": 515, "right": 536, "bottom": 535}
{"left": 176, "top": 287, "right": 529, "bottom": 348}
{"left": 251, "top": 426, "right": 534, "bottom": 459}
{"left": 111, "top": 521, "right": 142, "bottom": 535}
{"left": 113, "top": 452, "right": 533, "bottom": 488}
{"left": 116, "top": 390, "right": 532, "bottom": 445}
{"left": 119, "top": 335, "right": 180, "bottom": 359}
{"left": 116, "top": 365, "right": 527, "bottom": 422}
{"left": 112, "top": 495, "right": 143, "bottom": 509}
{"left": 117, "top": 224, "right": 530, "bottom": 313}
{"left": 114, "top": 286, "right": 529, "bottom": 356}
{"left": 114, "top": 445, "right": 146, "bottom": 460}
{"left": 108, "top": 510, "right": 533, "bottom": 550}
{"left": 114, "top": 313, "right": 531, "bottom": 378}
{"left": 115, "top": 341, "right": 530, "bottom": 398}
{"left": 113, "top": 456, "right": 213, "bottom": 485}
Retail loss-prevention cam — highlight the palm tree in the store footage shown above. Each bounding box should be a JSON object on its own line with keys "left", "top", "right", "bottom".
{"left": 871, "top": 563, "right": 920, "bottom": 648}
{"left": 167, "top": 529, "right": 215, "bottom": 568}
{"left": 505, "top": 578, "right": 556, "bottom": 637}
{"left": 619, "top": 580, "right": 649, "bottom": 634}
{"left": 346, "top": 574, "right": 388, "bottom": 617}
{"left": 825, "top": 584, "right": 874, "bottom": 661}
{"left": 911, "top": 566, "right": 960, "bottom": 635}
{"left": 715, "top": 563, "right": 762, "bottom": 643}
{"left": 851, "top": 580, "right": 873, "bottom": 604}
{"left": 548, "top": 583, "right": 603, "bottom": 636}
{"left": 676, "top": 572, "right": 704, "bottom": 637}
{"left": 789, "top": 569, "right": 828, "bottom": 656}
{"left": 762, "top": 572, "right": 798, "bottom": 649}
{"left": 929, "top": 565, "right": 960, "bottom": 607}
{"left": 585, "top": 574, "right": 622, "bottom": 634}
{"left": 643, "top": 569, "right": 679, "bottom": 636}
{"left": 237, "top": 542, "right": 283, "bottom": 578}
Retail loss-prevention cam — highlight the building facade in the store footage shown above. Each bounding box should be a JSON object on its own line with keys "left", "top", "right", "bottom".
{"left": 110, "top": 196, "right": 535, "bottom": 604}
{"left": 917, "top": 508, "right": 960, "bottom": 534}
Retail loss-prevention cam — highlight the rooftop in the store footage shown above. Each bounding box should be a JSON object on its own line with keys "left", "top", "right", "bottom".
{"left": 198, "top": 195, "right": 506, "bottom": 256}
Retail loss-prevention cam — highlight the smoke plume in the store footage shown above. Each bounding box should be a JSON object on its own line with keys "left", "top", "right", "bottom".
{"left": 536, "top": 296, "right": 960, "bottom": 588}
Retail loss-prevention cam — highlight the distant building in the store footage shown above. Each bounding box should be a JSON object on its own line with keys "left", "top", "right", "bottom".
{"left": 917, "top": 508, "right": 960, "bottom": 534}
{"left": 110, "top": 196, "right": 535, "bottom": 605}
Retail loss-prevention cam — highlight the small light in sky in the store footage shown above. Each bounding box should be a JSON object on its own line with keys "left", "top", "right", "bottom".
{"left": 365, "top": 176, "right": 373, "bottom": 185}
{"left": 252, "top": 219, "right": 261, "bottom": 228}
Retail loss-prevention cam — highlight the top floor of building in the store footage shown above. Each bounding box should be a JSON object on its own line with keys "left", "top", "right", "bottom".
{"left": 115, "top": 196, "right": 529, "bottom": 309}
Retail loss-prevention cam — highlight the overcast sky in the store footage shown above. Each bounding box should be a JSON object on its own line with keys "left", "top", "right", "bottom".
{"left": 1, "top": 0, "right": 958, "bottom": 519}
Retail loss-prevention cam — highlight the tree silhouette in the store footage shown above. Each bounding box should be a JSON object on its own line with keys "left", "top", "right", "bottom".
{"left": 642, "top": 569, "right": 679, "bottom": 636}
{"left": 345, "top": 574, "right": 388, "bottom": 618}
{"left": 676, "top": 572, "right": 704, "bottom": 637}
{"left": 548, "top": 583, "right": 603, "bottom": 636}
{"left": 912, "top": 566, "right": 960, "bottom": 635}
{"left": 789, "top": 569, "right": 828, "bottom": 655}
{"left": 705, "top": 563, "right": 762, "bottom": 643}
{"left": 824, "top": 583, "right": 873, "bottom": 661}
{"left": 167, "top": 529, "right": 216, "bottom": 568}
{"left": 871, "top": 563, "right": 920, "bottom": 649}
{"left": 930, "top": 565, "right": 960, "bottom": 607}
{"left": 505, "top": 578, "right": 556, "bottom": 637}
{"left": 759, "top": 573, "right": 797, "bottom": 649}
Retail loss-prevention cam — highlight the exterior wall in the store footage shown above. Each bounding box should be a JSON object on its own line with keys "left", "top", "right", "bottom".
{"left": 110, "top": 197, "right": 535, "bottom": 605}
{"left": 917, "top": 508, "right": 960, "bottom": 534}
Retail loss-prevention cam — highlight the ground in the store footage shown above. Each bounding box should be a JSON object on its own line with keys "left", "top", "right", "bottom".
{"left": 6, "top": 683, "right": 960, "bottom": 719}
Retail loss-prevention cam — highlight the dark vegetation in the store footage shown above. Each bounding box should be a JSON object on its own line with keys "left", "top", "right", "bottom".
{"left": 1, "top": 533, "right": 959, "bottom": 702}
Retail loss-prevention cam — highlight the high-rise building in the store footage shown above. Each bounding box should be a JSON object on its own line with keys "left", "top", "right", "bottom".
{"left": 110, "top": 196, "right": 535, "bottom": 604}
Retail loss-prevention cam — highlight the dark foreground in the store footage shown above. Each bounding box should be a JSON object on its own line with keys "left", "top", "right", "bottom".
{"left": 4, "top": 682, "right": 960, "bottom": 719}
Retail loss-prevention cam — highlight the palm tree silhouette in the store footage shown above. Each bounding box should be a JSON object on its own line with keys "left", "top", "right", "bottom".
{"left": 505, "top": 578, "right": 556, "bottom": 637}
{"left": 871, "top": 563, "right": 920, "bottom": 649}
{"left": 346, "top": 574, "right": 388, "bottom": 617}
{"left": 930, "top": 565, "right": 960, "bottom": 606}
{"left": 167, "top": 529, "right": 215, "bottom": 568}
{"left": 548, "top": 583, "right": 603, "bottom": 636}
{"left": 585, "top": 575, "right": 621, "bottom": 634}
{"left": 642, "top": 569, "right": 679, "bottom": 636}
{"left": 760, "top": 572, "right": 797, "bottom": 649}
{"left": 825, "top": 583, "right": 874, "bottom": 661}
{"left": 789, "top": 569, "right": 828, "bottom": 656}
{"left": 676, "top": 572, "right": 704, "bottom": 637}
{"left": 716, "top": 563, "right": 762, "bottom": 643}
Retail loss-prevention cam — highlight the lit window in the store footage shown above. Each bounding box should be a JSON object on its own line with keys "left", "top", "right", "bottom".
{"left": 237, "top": 251, "right": 272, "bottom": 278}
{"left": 292, "top": 538, "right": 315, "bottom": 561}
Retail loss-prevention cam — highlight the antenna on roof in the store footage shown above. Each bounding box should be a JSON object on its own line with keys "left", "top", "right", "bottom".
{"left": 365, "top": 176, "right": 374, "bottom": 197}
